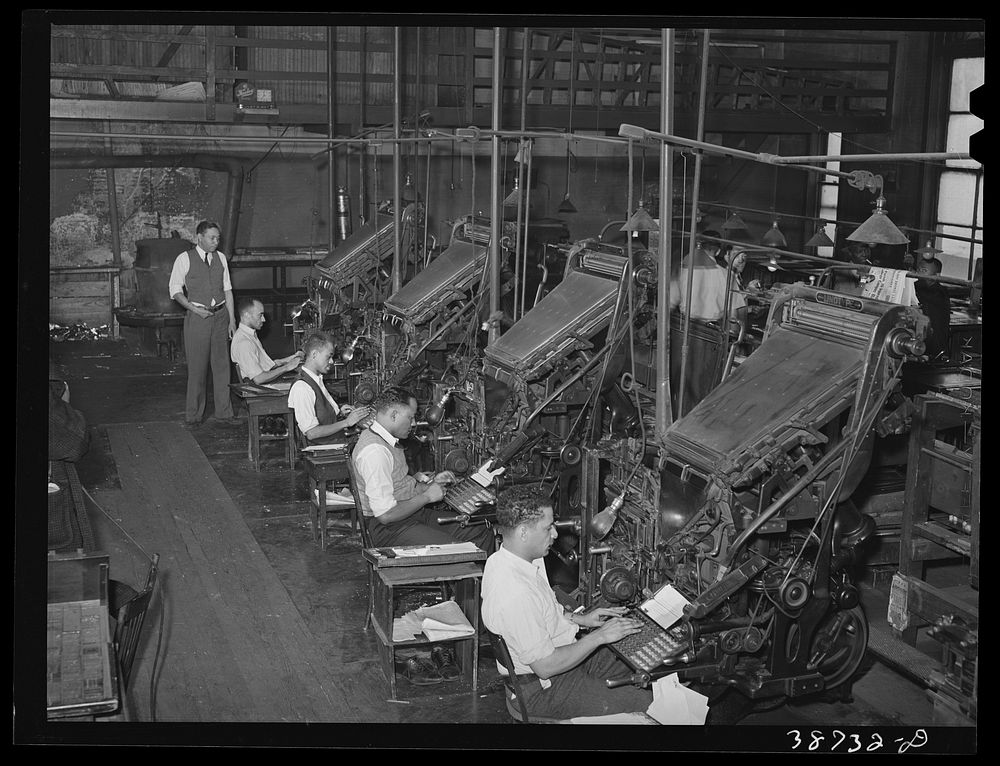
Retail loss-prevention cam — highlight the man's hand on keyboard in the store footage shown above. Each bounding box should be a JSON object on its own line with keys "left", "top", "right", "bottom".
{"left": 577, "top": 606, "right": 629, "bottom": 629}
{"left": 591, "top": 615, "right": 644, "bottom": 645}
{"left": 432, "top": 470, "right": 456, "bottom": 485}
{"left": 421, "top": 482, "right": 447, "bottom": 503}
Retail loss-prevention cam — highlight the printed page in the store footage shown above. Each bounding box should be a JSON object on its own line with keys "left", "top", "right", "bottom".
{"left": 639, "top": 582, "right": 689, "bottom": 630}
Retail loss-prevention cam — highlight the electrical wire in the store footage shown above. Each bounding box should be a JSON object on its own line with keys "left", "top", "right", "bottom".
{"left": 245, "top": 125, "right": 291, "bottom": 182}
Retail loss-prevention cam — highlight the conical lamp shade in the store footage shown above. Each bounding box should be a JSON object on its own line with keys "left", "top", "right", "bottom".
{"left": 805, "top": 227, "right": 835, "bottom": 248}
{"left": 557, "top": 194, "right": 577, "bottom": 214}
{"left": 503, "top": 175, "right": 521, "bottom": 207}
{"left": 620, "top": 206, "right": 659, "bottom": 233}
{"left": 761, "top": 220, "right": 787, "bottom": 248}
{"left": 721, "top": 212, "right": 749, "bottom": 231}
{"left": 847, "top": 198, "right": 910, "bottom": 246}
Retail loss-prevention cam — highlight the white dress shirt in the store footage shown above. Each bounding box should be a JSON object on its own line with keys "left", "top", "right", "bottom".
{"left": 230, "top": 324, "right": 275, "bottom": 381}
{"left": 287, "top": 367, "right": 340, "bottom": 435}
{"left": 352, "top": 421, "right": 404, "bottom": 518}
{"left": 167, "top": 245, "right": 233, "bottom": 306}
{"left": 481, "top": 545, "right": 579, "bottom": 687}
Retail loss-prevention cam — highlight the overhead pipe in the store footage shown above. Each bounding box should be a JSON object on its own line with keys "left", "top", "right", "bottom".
{"left": 488, "top": 27, "right": 502, "bottom": 345}
{"left": 676, "top": 29, "right": 711, "bottom": 419}
{"left": 655, "top": 27, "right": 675, "bottom": 438}
{"left": 50, "top": 153, "right": 245, "bottom": 253}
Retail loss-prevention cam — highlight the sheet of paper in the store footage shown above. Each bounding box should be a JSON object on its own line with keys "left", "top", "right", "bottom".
{"left": 392, "top": 613, "right": 424, "bottom": 642}
{"left": 301, "top": 443, "right": 348, "bottom": 452}
{"left": 391, "top": 542, "right": 481, "bottom": 557}
{"left": 639, "top": 582, "right": 690, "bottom": 630}
{"left": 264, "top": 381, "right": 293, "bottom": 391}
{"left": 861, "top": 267, "right": 918, "bottom": 306}
{"left": 646, "top": 673, "right": 709, "bottom": 725}
{"left": 415, "top": 600, "right": 476, "bottom": 641}
{"left": 312, "top": 488, "right": 354, "bottom": 506}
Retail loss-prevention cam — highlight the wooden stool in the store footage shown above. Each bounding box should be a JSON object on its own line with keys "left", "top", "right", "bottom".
{"left": 303, "top": 451, "right": 355, "bottom": 549}
{"left": 363, "top": 556, "right": 484, "bottom": 700}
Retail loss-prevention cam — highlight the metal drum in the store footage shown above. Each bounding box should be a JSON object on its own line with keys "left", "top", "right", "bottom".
{"left": 133, "top": 238, "right": 190, "bottom": 314}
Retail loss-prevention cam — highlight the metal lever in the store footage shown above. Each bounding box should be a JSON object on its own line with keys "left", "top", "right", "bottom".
{"left": 606, "top": 671, "right": 652, "bottom": 689}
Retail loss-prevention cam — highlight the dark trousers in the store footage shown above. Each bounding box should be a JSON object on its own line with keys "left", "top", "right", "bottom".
{"left": 515, "top": 646, "right": 653, "bottom": 719}
{"left": 183, "top": 308, "right": 233, "bottom": 422}
{"left": 367, "top": 505, "right": 495, "bottom": 554}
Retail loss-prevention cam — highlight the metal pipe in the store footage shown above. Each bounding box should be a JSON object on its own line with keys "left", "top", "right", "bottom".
{"left": 392, "top": 26, "right": 402, "bottom": 294}
{"left": 359, "top": 27, "right": 367, "bottom": 226}
{"left": 773, "top": 151, "right": 971, "bottom": 164}
{"left": 488, "top": 27, "right": 502, "bottom": 345}
{"left": 520, "top": 140, "right": 533, "bottom": 318}
{"left": 676, "top": 29, "right": 711, "bottom": 419}
{"left": 516, "top": 27, "right": 530, "bottom": 320}
{"left": 103, "top": 125, "right": 122, "bottom": 269}
{"left": 699, "top": 200, "right": 984, "bottom": 247}
{"left": 655, "top": 27, "right": 675, "bottom": 438}
{"left": 327, "top": 25, "right": 336, "bottom": 254}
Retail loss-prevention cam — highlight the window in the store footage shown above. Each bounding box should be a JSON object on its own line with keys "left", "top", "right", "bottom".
{"left": 934, "top": 57, "right": 983, "bottom": 280}
{"left": 814, "top": 131, "right": 840, "bottom": 258}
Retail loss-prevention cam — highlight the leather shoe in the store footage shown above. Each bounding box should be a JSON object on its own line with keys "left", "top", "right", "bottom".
{"left": 396, "top": 655, "right": 442, "bottom": 686}
{"left": 430, "top": 645, "right": 461, "bottom": 682}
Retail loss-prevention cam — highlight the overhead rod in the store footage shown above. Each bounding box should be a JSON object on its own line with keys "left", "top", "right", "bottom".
{"left": 50, "top": 127, "right": 631, "bottom": 146}
{"left": 618, "top": 123, "right": 972, "bottom": 178}
{"left": 699, "top": 200, "right": 984, "bottom": 247}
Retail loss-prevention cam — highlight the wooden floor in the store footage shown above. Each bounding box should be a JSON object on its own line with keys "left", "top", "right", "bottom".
{"left": 25, "top": 337, "right": 978, "bottom": 750}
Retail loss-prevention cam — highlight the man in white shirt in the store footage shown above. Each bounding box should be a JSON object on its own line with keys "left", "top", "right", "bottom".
{"left": 168, "top": 220, "right": 238, "bottom": 426}
{"left": 231, "top": 297, "right": 303, "bottom": 384}
{"left": 287, "top": 332, "right": 370, "bottom": 444}
{"left": 481, "top": 488, "right": 653, "bottom": 719}
{"left": 669, "top": 231, "right": 746, "bottom": 416}
{"left": 351, "top": 385, "right": 494, "bottom": 552}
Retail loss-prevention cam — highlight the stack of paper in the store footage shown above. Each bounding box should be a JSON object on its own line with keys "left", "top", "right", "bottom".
{"left": 569, "top": 712, "right": 658, "bottom": 725}
{"left": 646, "top": 673, "right": 709, "bottom": 725}
{"left": 416, "top": 600, "right": 476, "bottom": 641}
{"left": 392, "top": 612, "right": 424, "bottom": 642}
{"left": 391, "top": 542, "right": 480, "bottom": 558}
{"left": 312, "top": 487, "right": 355, "bottom": 505}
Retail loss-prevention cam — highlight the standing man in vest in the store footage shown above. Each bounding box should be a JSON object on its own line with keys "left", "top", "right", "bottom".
{"left": 288, "top": 332, "right": 371, "bottom": 444}
{"left": 352, "top": 386, "right": 495, "bottom": 553}
{"left": 169, "top": 220, "right": 238, "bottom": 427}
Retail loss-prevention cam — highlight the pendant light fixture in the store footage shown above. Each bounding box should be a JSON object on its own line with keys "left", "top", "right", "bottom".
{"left": 761, "top": 218, "right": 788, "bottom": 248}
{"left": 620, "top": 198, "right": 659, "bottom": 233}
{"left": 721, "top": 209, "right": 750, "bottom": 236}
{"left": 558, "top": 31, "right": 577, "bottom": 214}
{"left": 503, "top": 173, "right": 522, "bottom": 207}
{"left": 805, "top": 224, "right": 835, "bottom": 248}
{"left": 915, "top": 239, "right": 944, "bottom": 259}
{"left": 847, "top": 174, "right": 910, "bottom": 246}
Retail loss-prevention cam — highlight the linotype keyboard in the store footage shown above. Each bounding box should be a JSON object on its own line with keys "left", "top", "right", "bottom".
{"left": 609, "top": 608, "right": 687, "bottom": 673}
{"left": 444, "top": 478, "right": 496, "bottom": 515}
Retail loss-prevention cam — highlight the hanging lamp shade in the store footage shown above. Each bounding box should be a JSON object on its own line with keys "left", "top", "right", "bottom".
{"left": 620, "top": 202, "right": 659, "bottom": 233}
{"left": 721, "top": 211, "right": 750, "bottom": 232}
{"left": 503, "top": 174, "right": 522, "bottom": 207}
{"left": 805, "top": 225, "right": 835, "bottom": 248}
{"left": 761, "top": 220, "right": 787, "bottom": 248}
{"left": 915, "top": 239, "right": 944, "bottom": 258}
{"left": 557, "top": 194, "right": 578, "bottom": 214}
{"left": 401, "top": 172, "right": 417, "bottom": 203}
{"left": 847, "top": 195, "right": 910, "bottom": 246}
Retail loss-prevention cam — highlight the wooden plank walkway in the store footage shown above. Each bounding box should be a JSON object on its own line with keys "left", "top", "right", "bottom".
{"left": 90, "top": 422, "right": 362, "bottom": 722}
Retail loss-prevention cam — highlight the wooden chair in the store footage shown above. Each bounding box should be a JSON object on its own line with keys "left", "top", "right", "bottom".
{"left": 109, "top": 553, "right": 160, "bottom": 691}
{"left": 484, "top": 628, "right": 563, "bottom": 723}
{"left": 345, "top": 453, "right": 376, "bottom": 631}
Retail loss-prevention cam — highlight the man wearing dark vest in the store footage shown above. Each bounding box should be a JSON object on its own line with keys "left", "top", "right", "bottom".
{"left": 168, "top": 220, "right": 238, "bottom": 427}
{"left": 352, "top": 385, "right": 495, "bottom": 552}
{"left": 287, "top": 332, "right": 371, "bottom": 444}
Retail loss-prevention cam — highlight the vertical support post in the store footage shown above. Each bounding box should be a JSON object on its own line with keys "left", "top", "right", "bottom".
{"left": 677, "top": 28, "right": 710, "bottom": 419}
{"left": 328, "top": 26, "right": 337, "bottom": 255}
{"left": 392, "top": 27, "right": 403, "bottom": 294}
{"left": 655, "top": 27, "right": 675, "bottom": 439}
{"left": 359, "top": 26, "right": 368, "bottom": 227}
{"left": 488, "top": 27, "right": 502, "bottom": 345}
{"left": 205, "top": 27, "right": 216, "bottom": 121}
